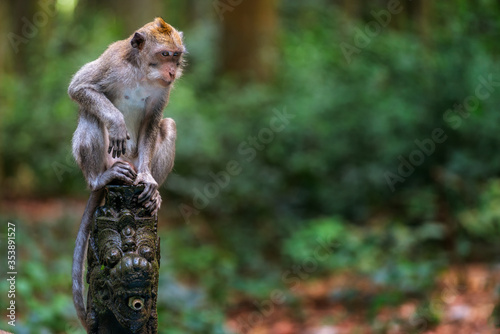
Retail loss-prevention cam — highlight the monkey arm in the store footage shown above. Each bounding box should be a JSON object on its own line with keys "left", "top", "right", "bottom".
{"left": 134, "top": 102, "right": 164, "bottom": 202}
{"left": 68, "top": 62, "right": 125, "bottom": 127}
{"left": 69, "top": 84, "right": 125, "bottom": 128}
{"left": 68, "top": 62, "right": 130, "bottom": 157}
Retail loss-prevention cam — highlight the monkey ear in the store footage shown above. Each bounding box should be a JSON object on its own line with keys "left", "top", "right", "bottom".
{"left": 178, "top": 31, "right": 184, "bottom": 40}
{"left": 131, "top": 32, "right": 145, "bottom": 50}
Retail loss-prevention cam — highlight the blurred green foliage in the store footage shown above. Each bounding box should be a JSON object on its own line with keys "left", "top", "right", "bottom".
{"left": 2, "top": 0, "right": 500, "bottom": 332}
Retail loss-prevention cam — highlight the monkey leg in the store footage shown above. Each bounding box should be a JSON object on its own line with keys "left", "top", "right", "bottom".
{"left": 73, "top": 117, "right": 136, "bottom": 191}
{"left": 142, "top": 118, "right": 176, "bottom": 215}
{"left": 152, "top": 118, "right": 176, "bottom": 184}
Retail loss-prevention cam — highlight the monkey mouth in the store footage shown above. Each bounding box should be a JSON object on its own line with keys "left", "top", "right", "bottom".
{"left": 159, "top": 79, "right": 172, "bottom": 87}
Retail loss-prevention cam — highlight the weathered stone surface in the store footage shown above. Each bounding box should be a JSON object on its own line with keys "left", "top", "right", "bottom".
{"left": 86, "top": 185, "right": 160, "bottom": 334}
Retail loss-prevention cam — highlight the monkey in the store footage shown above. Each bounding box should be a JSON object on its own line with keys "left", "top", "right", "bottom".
{"left": 68, "top": 17, "right": 186, "bottom": 330}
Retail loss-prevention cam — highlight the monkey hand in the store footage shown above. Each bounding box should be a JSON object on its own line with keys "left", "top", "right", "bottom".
{"left": 108, "top": 121, "right": 130, "bottom": 158}
{"left": 135, "top": 172, "right": 159, "bottom": 209}
{"left": 93, "top": 161, "right": 136, "bottom": 190}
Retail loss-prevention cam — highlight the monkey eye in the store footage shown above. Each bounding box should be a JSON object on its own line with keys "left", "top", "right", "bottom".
{"left": 160, "top": 51, "right": 182, "bottom": 57}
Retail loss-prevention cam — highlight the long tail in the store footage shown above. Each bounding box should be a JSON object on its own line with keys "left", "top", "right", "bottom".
{"left": 72, "top": 189, "right": 105, "bottom": 330}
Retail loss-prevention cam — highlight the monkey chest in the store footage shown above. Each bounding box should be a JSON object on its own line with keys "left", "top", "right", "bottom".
{"left": 114, "top": 86, "right": 151, "bottom": 131}
{"left": 112, "top": 84, "right": 164, "bottom": 156}
{"left": 111, "top": 86, "right": 151, "bottom": 158}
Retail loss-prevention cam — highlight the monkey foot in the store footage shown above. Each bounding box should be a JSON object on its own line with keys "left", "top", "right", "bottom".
{"left": 143, "top": 190, "right": 162, "bottom": 216}
{"left": 135, "top": 173, "right": 161, "bottom": 216}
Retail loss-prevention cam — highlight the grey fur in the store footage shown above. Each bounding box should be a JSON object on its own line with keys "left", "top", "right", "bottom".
{"left": 68, "top": 18, "right": 184, "bottom": 330}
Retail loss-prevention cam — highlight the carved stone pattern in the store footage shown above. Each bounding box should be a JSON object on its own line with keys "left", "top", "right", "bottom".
{"left": 86, "top": 185, "right": 160, "bottom": 334}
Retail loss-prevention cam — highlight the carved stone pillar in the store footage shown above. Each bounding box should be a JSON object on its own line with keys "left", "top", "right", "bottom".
{"left": 85, "top": 185, "right": 160, "bottom": 333}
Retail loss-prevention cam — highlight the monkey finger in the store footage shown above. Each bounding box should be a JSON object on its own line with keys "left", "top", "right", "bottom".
{"left": 115, "top": 165, "right": 126, "bottom": 174}
{"left": 118, "top": 161, "right": 130, "bottom": 168}
{"left": 116, "top": 141, "right": 122, "bottom": 158}
{"left": 119, "top": 167, "right": 133, "bottom": 179}
{"left": 129, "top": 171, "right": 137, "bottom": 180}
{"left": 139, "top": 184, "right": 154, "bottom": 202}
{"left": 138, "top": 185, "right": 150, "bottom": 202}
{"left": 148, "top": 184, "right": 157, "bottom": 196}
{"left": 124, "top": 178, "right": 135, "bottom": 185}
{"left": 152, "top": 204, "right": 159, "bottom": 216}
{"left": 137, "top": 184, "right": 148, "bottom": 201}
{"left": 119, "top": 167, "right": 136, "bottom": 180}
{"left": 120, "top": 176, "right": 133, "bottom": 184}
{"left": 151, "top": 200, "right": 160, "bottom": 215}
{"left": 112, "top": 141, "right": 119, "bottom": 156}
{"left": 118, "top": 164, "right": 132, "bottom": 172}
{"left": 112, "top": 161, "right": 126, "bottom": 168}
{"left": 146, "top": 197, "right": 157, "bottom": 210}
{"left": 146, "top": 188, "right": 156, "bottom": 202}
{"left": 117, "top": 171, "right": 134, "bottom": 184}
{"left": 108, "top": 141, "right": 114, "bottom": 154}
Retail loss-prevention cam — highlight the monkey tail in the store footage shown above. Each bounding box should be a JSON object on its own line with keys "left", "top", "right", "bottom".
{"left": 72, "top": 189, "right": 105, "bottom": 331}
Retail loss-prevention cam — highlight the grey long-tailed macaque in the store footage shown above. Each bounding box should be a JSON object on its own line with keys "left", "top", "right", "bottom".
{"left": 68, "top": 17, "right": 185, "bottom": 330}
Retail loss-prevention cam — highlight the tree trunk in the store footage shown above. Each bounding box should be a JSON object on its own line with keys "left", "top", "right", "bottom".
{"left": 76, "top": 0, "right": 164, "bottom": 34}
{"left": 220, "top": 0, "right": 278, "bottom": 82}
{"left": 4, "top": 0, "right": 43, "bottom": 74}
{"left": 111, "top": 0, "right": 164, "bottom": 34}
{"left": 0, "top": 0, "right": 11, "bottom": 74}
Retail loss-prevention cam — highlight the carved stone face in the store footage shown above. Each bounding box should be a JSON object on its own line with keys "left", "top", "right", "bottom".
{"left": 88, "top": 186, "right": 160, "bottom": 333}
{"left": 108, "top": 253, "right": 154, "bottom": 332}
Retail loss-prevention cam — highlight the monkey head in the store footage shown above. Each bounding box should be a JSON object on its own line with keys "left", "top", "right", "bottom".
{"left": 129, "top": 17, "right": 186, "bottom": 87}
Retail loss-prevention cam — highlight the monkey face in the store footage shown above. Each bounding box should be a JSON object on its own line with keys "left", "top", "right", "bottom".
{"left": 130, "top": 17, "right": 186, "bottom": 87}
{"left": 147, "top": 49, "right": 184, "bottom": 87}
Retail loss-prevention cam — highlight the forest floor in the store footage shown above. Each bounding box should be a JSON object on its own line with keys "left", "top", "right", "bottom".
{"left": 226, "top": 264, "right": 500, "bottom": 334}
{"left": 2, "top": 198, "right": 500, "bottom": 334}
